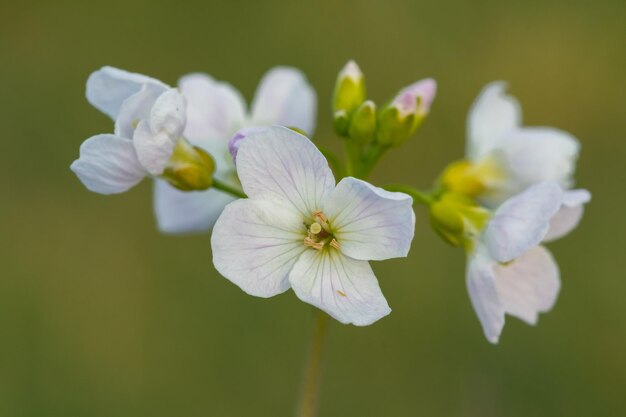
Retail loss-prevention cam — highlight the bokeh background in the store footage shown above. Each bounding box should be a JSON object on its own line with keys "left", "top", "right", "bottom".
{"left": 2, "top": 0, "right": 625, "bottom": 416}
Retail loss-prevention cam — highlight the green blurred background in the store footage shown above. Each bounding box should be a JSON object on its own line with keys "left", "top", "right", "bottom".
{"left": 1, "top": 0, "right": 625, "bottom": 416}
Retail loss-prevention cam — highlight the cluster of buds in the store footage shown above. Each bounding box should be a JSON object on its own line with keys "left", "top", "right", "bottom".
{"left": 332, "top": 61, "right": 437, "bottom": 148}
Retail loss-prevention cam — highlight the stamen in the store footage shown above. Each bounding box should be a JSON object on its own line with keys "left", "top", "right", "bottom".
{"left": 309, "top": 222, "right": 322, "bottom": 234}
{"left": 337, "top": 290, "right": 347, "bottom": 297}
{"left": 304, "top": 237, "right": 324, "bottom": 250}
{"left": 330, "top": 239, "right": 340, "bottom": 250}
{"left": 312, "top": 210, "right": 327, "bottom": 224}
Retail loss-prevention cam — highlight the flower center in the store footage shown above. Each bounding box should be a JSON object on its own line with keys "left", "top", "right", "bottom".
{"left": 303, "top": 210, "right": 340, "bottom": 251}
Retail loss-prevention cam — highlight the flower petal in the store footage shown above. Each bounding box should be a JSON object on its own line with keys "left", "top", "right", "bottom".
{"left": 236, "top": 126, "right": 335, "bottom": 217}
{"left": 153, "top": 180, "right": 235, "bottom": 234}
{"left": 250, "top": 67, "right": 317, "bottom": 136}
{"left": 544, "top": 189, "right": 591, "bottom": 242}
{"left": 493, "top": 245, "right": 560, "bottom": 325}
{"left": 178, "top": 73, "right": 246, "bottom": 143}
{"left": 496, "top": 127, "right": 580, "bottom": 196}
{"left": 211, "top": 199, "right": 306, "bottom": 297}
{"left": 114, "top": 83, "right": 166, "bottom": 139}
{"left": 132, "top": 121, "right": 177, "bottom": 176}
{"left": 466, "top": 249, "right": 505, "bottom": 344}
{"left": 71, "top": 134, "right": 146, "bottom": 194}
{"left": 467, "top": 82, "right": 521, "bottom": 160}
{"left": 149, "top": 88, "right": 187, "bottom": 138}
{"left": 324, "top": 177, "right": 415, "bottom": 261}
{"left": 86, "top": 66, "right": 167, "bottom": 120}
{"left": 485, "top": 182, "right": 563, "bottom": 262}
{"left": 289, "top": 249, "right": 391, "bottom": 326}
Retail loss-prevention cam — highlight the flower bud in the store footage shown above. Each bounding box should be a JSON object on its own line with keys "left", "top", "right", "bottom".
{"left": 333, "top": 60, "right": 366, "bottom": 136}
{"left": 440, "top": 157, "right": 504, "bottom": 198}
{"left": 377, "top": 78, "right": 437, "bottom": 147}
{"left": 429, "top": 192, "right": 490, "bottom": 248}
{"left": 162, "top": 138, "right": 215, "bottom": 191}
{"left": 348, "top": 100, "right": 377, "bottom": 145}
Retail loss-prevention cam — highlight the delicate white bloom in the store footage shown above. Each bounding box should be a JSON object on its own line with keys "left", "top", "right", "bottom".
{"left": 211, "top": 126, "right": 415, "bottom": 325}
{"left": 466, "top": 182, "right": 590, "bottom": 343}
{"left": 465, "top": 81, "right": 591, "bottom": 239}
{"left": 71, "top": 67, "right": 186, "bottom": 194}
{"left": 154, "top": 67, "right": 317, "bottom": 234}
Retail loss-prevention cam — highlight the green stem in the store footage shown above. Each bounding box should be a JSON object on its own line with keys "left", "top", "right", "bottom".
{"left": 356, "top": 144, "right": 389, "bottom": 179}
{"left": 212, "top": 178, "right": 247, "bottom": 199}
{"left": 343, "top": 141, "right": 360, "bottom": 177}
{"left": 383, "top": 183, "right": 434, "bottom": 205}
{"left": 295, "top": 310, "right": 330, "bottom": 417}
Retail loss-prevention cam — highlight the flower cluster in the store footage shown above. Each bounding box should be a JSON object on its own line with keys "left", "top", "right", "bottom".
{"left": 71, "top": 62, "right": 589, "bottom": 343}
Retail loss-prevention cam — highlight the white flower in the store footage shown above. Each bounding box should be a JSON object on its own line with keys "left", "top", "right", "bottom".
{"left": 464, "top": 81, "right": 591, "bottom": 239}
{"left": 154, "top": 67, "right": 317, "bottom": 234}
{"left": 466, "top": 182, "right": 589, "bottom": 343}
{"left": 211, "top": 126, "right": 415, "bottom": 325}
{"left": 71, "top": 67, "right": 186, "bottom": 194}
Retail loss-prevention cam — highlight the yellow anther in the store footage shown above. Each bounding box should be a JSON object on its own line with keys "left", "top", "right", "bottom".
{"left": 337, "top": 290, "right": 347, "bottom": 297}
{"left": 330, "top": 239, "right": 340, "bottom": 250}
{"left": 304, "top": 237, "right": 324, "bottom": 250}
{"left": 312, "top": 210, "right": 327, "bottom": 224}
{"left": 310, "top": 222, "right": 322, "bottom": 234}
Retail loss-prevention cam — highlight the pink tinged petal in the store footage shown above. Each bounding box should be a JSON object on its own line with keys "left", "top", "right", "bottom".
{"left": 323, "top": 177, "right": 415, "bottom": 261}
{"left": 211, "top": 199, "right": 306, "bottom": 298}
{"left": 250, "top": 67, "right": 317, "bottom": 136}
{"left": 497, "top": 127, "right": 580, "bottom": 194}
{"left": 466, "top": 250, "right": 505, "bottom": 344}
{"left": 236, "top": 126, "right": 336, "bottom": 217}
{"left": 178, "top": 73, "right": 246, "bottom": 142}
{"left": 467, "top": 81, "right": 521, "bottom": 160}
{"left": 70, "top": 134, "right": 147, "bottom": 194}
{"left": 133, "top": 121, "right": 177, "bottom": 176}
{"left": 86, "top": 66, "right": 168, "bottom": 120}
{"left": 114, "top": 83, "right": 166, "bottom": 139}
{"left": 392, "top": 78, "right": 437, "bottom": 117}
{"left": 485, "top": 182, "right": 563, "bottom": 263}
{"left": 228, "top": 127, "right": 268, "bottom": 165}
{"left": 493, "top": 245, "right": 560, "bottom": 325}
{"left": 289, "top": 249, "right": 391, "bottom": 326}
{"left": 153, "top": 180, "right": 235, "bottom": 234}
{"left": 544, "top": 189, "right": 591, "bottom": 242}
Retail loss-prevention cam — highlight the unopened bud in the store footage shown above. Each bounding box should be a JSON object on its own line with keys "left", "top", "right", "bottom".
{"left": 429, "top": 192, "right": 490, "bottom": 248}
{"left": 162, "top": 138, "right": 215, "bottom": 191}
{"left": 440, "top": 157, "right": 504, "bottom": 198}
{"left": 377, "top": 78, "right": 437, "bottom": 146}
{"left": 348, "top": 100, "right": 377, "bottom": 145}
{"left": 333, "top": 60, "right": 366, "bottom": 136}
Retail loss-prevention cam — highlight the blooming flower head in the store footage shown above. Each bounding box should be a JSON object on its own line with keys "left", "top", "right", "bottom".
{"left": 211, "top": 126, "right": 415, "bottom": 325}
{"left": 154, "top": 67, "right": 317, "bottom": 234}
{"left": 71, "top": 67, "right": 193, "bottom": 194}
{"left": 465, "top": 182, "right": 590, "bottom": 343}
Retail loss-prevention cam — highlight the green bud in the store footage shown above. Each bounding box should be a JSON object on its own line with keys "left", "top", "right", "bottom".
{"left": 348, "top": 100, "right": 377, "bottom": 145}
{"left": 162, "top": 138, "right": 215, "bottom": 191}
{"left": 333, "top": 60, "right": 366, "bottom": 136}
{"left": 429, "top": 192, "right": 490, "bottom": 249}
{"left": 376, "top": 106, "right": 415, "bottom": 146}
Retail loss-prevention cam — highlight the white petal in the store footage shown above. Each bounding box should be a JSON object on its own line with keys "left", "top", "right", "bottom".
{"left": 236, "top": 126, "right": 335, "bottom": 217}
{"left": 114, "top": 83, "right": 166, "bottom": 139}
{"left": 466, "top": 249, "right": 505, "bottom": 344}
{"left": 132, "top": 121, "right": 177, "bottom": 176}
{"left": 289, "top": 249, "right": 391, "bottom": 326}
{"left": 544, "top": 189, "right": 591, "bottom": 242}
{"left": 250, "top": 67, "right": 317, "bottom": 136}
{"left": 71, "top": 134, "right": 146, "bottom": 194}
{"left": 496, "top": 127, "right": 580, "bottom": 196}
{"left": 211, "top": 199, "right": 306, "bottom": 298}
{"left": 178, "top": 73, "right": 246, "bottom": 142}
{"left": 467, "top": 82, "right": 521, "bottom": 160}
{"left": 493, "top": 245, "right": 560, "bottom": 325}
{"left": 324, "top": 177, "right": 415, "bottom": 261}
{"left": 485, "top": 182, "right": 563, "bottom": 262}
{"left": 86, "top": 66, "right": 167, "bottom": 119}
{"left": 149, "top": 88, "right": 187, "bottom": 138}
{"left": 153, "top": 180, "right": 235, "bottom": 234}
